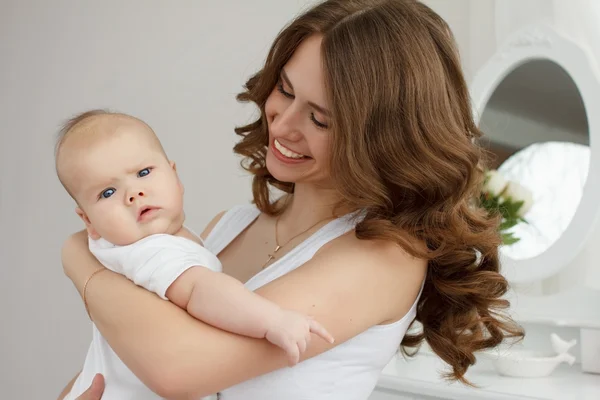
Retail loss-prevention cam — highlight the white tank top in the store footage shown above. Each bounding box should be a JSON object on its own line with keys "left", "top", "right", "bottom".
{"left": 204, "top": 204, "right": 423, "bottom": 400}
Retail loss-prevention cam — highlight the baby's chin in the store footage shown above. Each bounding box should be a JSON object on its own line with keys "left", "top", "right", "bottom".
{"left": 139, "top": 217, "right": 185, "bottom": 240}
{"left": 161, "top": 217, "right": 186, "bottom": 236}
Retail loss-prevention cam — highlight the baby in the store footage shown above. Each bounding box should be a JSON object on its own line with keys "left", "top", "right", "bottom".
{"left": 55, "top": 110, "right": 334, "bottom": 399}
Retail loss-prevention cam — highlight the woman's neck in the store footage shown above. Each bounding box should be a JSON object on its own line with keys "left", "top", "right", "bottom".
{"left": 278, "top": 183, "right": 348, "bottom": 230}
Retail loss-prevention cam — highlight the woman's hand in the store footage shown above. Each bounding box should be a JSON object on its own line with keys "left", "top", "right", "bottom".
{"left": 61, "top": 230, "right": 104, "bottom": 295}
{"left": 75, "top": 374, "right": 105, "bottom": 399}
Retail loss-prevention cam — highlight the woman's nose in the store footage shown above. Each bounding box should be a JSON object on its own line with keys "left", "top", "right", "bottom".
{"left": 271, "top": 105, "right": 303, "bottom": 140}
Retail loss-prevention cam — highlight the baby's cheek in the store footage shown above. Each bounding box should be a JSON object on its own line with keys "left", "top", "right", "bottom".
{"left": 170, "top": 183, "right": 185, "bottom": 211}
{"left": 97, "top": 209, "right": 140, "bottom": 245}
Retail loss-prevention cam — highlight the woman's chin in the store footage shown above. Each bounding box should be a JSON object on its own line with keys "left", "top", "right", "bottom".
{"left": 266, "top": 156, "right": 297, "bottom": 183}
{"left": 266, "top": 167, "right": 297, "bottom": 185}
{"left": 265, "top": 154, "right": 329, "bottom": 186}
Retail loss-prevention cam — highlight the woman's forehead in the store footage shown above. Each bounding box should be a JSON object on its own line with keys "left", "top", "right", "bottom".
{"left": 283, "top": 35, "right": 328, "bottom": 106}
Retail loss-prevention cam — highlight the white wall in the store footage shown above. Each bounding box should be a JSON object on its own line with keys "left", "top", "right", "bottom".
{"left": 0, "top": 1, "right": 315, "bottom": 398}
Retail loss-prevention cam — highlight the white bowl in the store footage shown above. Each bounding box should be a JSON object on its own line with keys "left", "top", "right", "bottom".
{"left": 481, "top": 349, "right": 576, "bottom": 378}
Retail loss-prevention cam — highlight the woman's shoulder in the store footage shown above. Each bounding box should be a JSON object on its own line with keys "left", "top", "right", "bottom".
{"left": 199, "top": 210, "right": 228, "bottom": 240}
{"left": 312, "top": 231, "right": 427, "bottom": 323}
{"left": 318, "top": 231, "right": 426, "bottom": 274}
{"left": 199, "top": 204, "right": 260, "bottom": 240}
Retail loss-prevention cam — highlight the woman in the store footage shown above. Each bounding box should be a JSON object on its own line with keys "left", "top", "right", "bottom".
{"left": 60, "top": 0, "right": 523, "bottom": 398}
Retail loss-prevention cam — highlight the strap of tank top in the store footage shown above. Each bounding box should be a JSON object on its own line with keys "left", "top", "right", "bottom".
{"left": 203, "top": 204, "right": 261, "bottom": 255}
{"left": 244, "top": 211, "right": 360, "bottom": 291}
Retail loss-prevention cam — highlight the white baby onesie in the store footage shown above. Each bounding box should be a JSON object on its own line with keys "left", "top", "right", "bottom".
{"left": 65, "top": 233, "right": 222, "bottom": 400}
{"left": 89, "top": 233, "right": 222, "bottom": 299}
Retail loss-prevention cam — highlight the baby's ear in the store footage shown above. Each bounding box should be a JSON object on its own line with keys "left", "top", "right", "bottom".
{"left": 75, "top": 207, "right": 100, "bottom": 240}
{"left": 170, "top": 160, "right": 177, "bottom": 171}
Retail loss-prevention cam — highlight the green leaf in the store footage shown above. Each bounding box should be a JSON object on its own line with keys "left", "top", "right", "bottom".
{"left": 501, "top": 232, "right": 520, "bottom": 245}
{"left": 499, "top": 218, "right": 519, "bottom": 230}
{"left": 507, "top": 200, "right": 524, "bottom": 215}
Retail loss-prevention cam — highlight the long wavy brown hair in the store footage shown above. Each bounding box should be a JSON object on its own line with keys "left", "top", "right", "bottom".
{"left": 233, "top": 0, "right": 524, "bottom": 384}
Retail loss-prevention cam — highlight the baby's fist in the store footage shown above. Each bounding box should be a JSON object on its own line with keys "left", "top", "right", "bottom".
{"left": 265, "top": 309, "right": 334, "bottom": 366}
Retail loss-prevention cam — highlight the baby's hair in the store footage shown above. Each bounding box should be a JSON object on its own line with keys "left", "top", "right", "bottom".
{"left": 54, "top": 108, "right": 112, "bottom": 161}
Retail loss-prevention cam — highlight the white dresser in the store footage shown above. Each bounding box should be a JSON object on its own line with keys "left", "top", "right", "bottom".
{"left": 368, "top": 353, "right": 600, "bottom": 400}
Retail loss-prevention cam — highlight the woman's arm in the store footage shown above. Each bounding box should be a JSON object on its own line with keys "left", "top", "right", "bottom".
{"left": 63, "top": 226, "right": 425, "bottom": 399}
{"left": 57, "top": 372, "right": 79, "bottom": 400}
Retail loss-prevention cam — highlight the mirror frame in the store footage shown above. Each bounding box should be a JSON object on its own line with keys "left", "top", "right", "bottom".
{"left": 470, "top": 25, "right": 600, "bottom": 284}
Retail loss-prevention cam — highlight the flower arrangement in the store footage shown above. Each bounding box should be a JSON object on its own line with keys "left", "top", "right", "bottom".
{"left": 480, "top": 169, "right": 533, "bottom": 245}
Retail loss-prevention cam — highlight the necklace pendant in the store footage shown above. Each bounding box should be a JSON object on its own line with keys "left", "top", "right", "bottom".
{"left": 273, "top": 245, "right": 281, "bottom": 253}
{"left": 263, "top": 254, "right": 275, "bottom": 269}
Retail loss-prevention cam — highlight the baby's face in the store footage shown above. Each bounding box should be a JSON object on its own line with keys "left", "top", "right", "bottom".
{"left": 67, "top": 123, "right": 184, "bottom": 246}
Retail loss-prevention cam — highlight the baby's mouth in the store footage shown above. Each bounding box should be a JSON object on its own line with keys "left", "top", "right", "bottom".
{"left": 137, "top": 206, "right": 159, "bottom": 221}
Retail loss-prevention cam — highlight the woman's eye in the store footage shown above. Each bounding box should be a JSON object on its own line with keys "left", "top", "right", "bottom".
{"left": 138, "top": 168, "right": 151, "bottom": 177}
{"left": 276, "top": 82, "right": 294, "bottom": 99}
{"left": 100, "top": 188, "right": 115, "bottom": 199}
{"left": 310, "top": 113, "right": 328, "bottom": 129}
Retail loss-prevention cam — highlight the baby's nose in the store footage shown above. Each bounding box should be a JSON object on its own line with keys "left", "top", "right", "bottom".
{"left": 128, "top": 191, "right": 145, "bottom": 203}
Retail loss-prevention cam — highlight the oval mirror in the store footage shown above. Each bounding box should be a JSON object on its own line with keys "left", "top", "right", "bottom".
{"left": 470, "top": 25, "right": 600, "bottom": 284}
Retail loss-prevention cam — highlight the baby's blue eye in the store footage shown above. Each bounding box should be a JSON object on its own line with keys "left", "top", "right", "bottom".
{"left": 101, "top": 188, "right": 115, "bottom": 199}
{"left": 138, "top": 168, "right": 151, "bottom": 177}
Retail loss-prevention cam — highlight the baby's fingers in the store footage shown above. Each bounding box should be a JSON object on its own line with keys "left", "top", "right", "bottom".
{"left": 304, "top": 329, "right": 312, "bottom": 347}
{"left": 308, "top": 319, "right": 334, "bottom": 344}
{"left": 298, "top": 337, "right": 307, "bottom": 354}
{"left": 283, "top": 338, "right": 300, "bottom": 366}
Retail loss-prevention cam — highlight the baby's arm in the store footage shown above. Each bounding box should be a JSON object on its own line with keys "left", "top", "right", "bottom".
{"left": 91, "top": 232, "right": 334, "bottom": 364}
{"left": 165, "top": 266, "right": 334, "bottom": 365}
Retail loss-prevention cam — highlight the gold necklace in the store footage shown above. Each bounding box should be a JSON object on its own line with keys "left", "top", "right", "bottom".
{"left": 262, "top": 214, "right": 334, "bottom": 269}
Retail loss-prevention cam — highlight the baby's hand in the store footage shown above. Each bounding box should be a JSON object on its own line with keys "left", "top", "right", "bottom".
{"left": 264, "top": 309, "right": 335, "bottom": 366}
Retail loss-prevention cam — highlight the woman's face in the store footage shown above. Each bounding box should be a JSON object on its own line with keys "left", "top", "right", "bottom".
{"left": 264, "top": 35, "right": 332, "bottom": 186}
